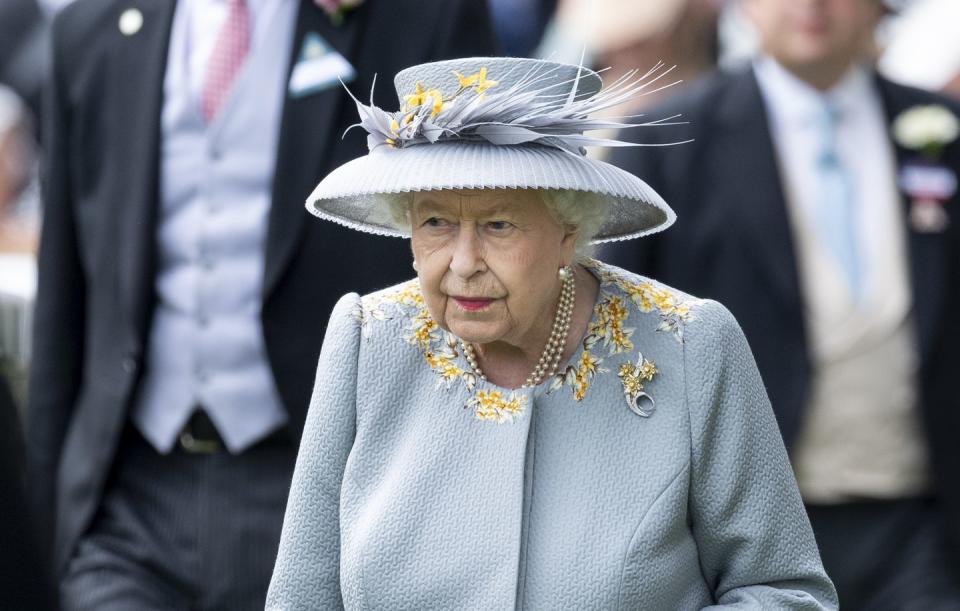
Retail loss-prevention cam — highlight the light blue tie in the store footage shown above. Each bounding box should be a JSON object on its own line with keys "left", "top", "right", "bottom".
{"left": 815, "top": 100, "right": 862, "bottom": 300}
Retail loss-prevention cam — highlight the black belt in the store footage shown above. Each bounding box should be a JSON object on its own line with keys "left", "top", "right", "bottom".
{"left": 178, "top": 409, "right": 225, "bottom": 454}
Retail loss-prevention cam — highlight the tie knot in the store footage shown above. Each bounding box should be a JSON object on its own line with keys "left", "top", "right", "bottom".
{"left": 815, "top": 98, "right": 843, "bottom": 157}
{"left": 817, "top": 99, "right": 842, "bottom": 129}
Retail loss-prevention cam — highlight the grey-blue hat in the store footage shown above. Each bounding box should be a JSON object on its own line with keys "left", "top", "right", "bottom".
{"left": 307, "top": 57, "right": 678, "bottom": 242}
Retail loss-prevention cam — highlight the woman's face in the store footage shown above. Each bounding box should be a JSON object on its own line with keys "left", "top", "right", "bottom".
{"left": 411, "top": 189, "right": 577, "bottom": 350}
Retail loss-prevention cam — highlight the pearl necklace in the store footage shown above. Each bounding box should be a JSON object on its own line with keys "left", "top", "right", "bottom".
{"left": 461, "top": 269, "right": 576, "bottom": 388}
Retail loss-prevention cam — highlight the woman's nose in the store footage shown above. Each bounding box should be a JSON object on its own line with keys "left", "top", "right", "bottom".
{"left": 449, "top": 224, "right": 486, "bottom": 278}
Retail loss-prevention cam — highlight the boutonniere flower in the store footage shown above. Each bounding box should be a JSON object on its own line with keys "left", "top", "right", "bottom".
{"left": 892, "top": 104, "right": 960, "bottom": 159}
{"left": 314, "top": 0, "right": 363, "bottom": 26}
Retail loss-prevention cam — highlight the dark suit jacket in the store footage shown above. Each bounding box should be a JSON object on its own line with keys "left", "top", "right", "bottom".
{"left": 0, "top": 375, "right": 56, "bottom": 610}
{"left": 606, "top": 66, "right": 960, "bottom": 563}
{"left": 27, "top": 0, "right": 496, "bottom": 573}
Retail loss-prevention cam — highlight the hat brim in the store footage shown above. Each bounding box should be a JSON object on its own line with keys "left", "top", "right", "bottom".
{"left": 306, "top": 142, "right": 675, "bottom": 243}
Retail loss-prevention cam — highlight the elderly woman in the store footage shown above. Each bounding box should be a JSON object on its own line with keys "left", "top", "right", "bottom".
{"left": 266, "top": 58, "right": 836, "bottom": 610}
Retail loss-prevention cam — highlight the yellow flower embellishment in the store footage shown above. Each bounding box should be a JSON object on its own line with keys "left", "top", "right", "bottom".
{"left": 618, "top": 353, "right": 658, "bottom": 418}
{"left": 608, "top": 272, "right": 698, "bottom": 341}
{"left": 385, "top": 282, "right": 425, "bottom": 308}
{"left": 468, "top": 390, "right": 527, "bottom": 424}
{"left": 573, "top": 350, "right": 601, "bottom": 401}
{"left": 425, "top": 351, "right": 470, "bottom": 388}
{"left": 550, "top": 347, "right": 605, "bottom": 401}
{"left": 407, "top": 309, "right": 439, "bottom": 350}
{"left": 453, "top": 67, "right": 499, "bottom": 94}
{"left": 587, "top": 296, "right": 634, "bottom": 354}
{"left": 403, "top": 81, "right": 428, "bottom": 109}
{"left": 403, "top": 81, "right": 446, "bottom": 117}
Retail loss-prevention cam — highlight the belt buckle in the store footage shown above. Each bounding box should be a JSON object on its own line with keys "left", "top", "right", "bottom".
{"left": 178, "top": 430, "right": 222, "bottom": 454}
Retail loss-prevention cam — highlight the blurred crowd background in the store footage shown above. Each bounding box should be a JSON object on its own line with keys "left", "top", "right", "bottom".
{"left": 2, "top": 0, "right": 960, "bottom": 609}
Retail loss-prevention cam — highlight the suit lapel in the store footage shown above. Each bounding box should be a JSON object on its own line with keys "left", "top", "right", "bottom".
{"left": 263, "top": 0, "right": 363, "bottom": 298}
{"left": 875, "top": 76, "right": 948, "bottom": 361}
{"left": 113, "top": 0, "right": 176, "bottom": 346}
{"left": 714, "top": 69, "right": 804, "bottom": 313}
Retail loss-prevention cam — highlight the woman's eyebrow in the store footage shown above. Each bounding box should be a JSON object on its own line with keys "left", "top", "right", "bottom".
{"left": 413, "top": 200, "right": 451, "bottom": 215}
{"left": 472, "top": 200, "right": 525, "bottom": 217}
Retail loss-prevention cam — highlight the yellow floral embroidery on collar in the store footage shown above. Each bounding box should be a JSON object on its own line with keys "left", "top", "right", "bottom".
{"left": 589, "top": 260, "right": 698, "bottom": 341}
{"left": 356, "top": 281, "right": 522, "bottom": 422}
{"left": 354, "top": 263, "right": 699, "bottom": 420}
{"left": 469, "top": 390, "right": 527, "bottom": 424}
{"left": 545, "top": 260, "right": 701, "bottom": 405}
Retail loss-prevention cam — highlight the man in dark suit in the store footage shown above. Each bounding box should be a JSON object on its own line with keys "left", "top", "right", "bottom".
{"left": 608, "top": 0, "right": 960, "bottom": 607}
{"left": 27, "top": 0, "right": 495, "bottom": 608}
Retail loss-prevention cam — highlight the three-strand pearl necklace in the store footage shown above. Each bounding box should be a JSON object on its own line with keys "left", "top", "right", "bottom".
{"left": 461, "top": 267, "right": 576, "bottom": 388}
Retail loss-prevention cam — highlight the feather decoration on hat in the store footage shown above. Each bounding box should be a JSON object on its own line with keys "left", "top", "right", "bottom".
{"left": 343, "top": 61, "right": 685, "bottom": 156}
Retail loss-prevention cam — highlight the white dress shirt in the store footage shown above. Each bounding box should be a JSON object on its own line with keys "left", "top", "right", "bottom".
{"left": 755, "top": 57, "right": 930, "bottom": 502}
{"left": 132, "top": 0, "right": 297, "bottom": 454}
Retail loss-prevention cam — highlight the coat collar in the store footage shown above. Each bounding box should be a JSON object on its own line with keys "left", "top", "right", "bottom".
{"left": 713, "top": 67, "right": 804, "bottom": 314}
{"left": 114, "top": 0, "right": 177, "bottom": 348}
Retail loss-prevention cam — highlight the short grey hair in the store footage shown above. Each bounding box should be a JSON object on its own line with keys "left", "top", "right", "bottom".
{"left": 385, "top": 189, "right": 609, "bottom": 260}
{"left": 539, "top": 189, "right": 609, "bottom": 260}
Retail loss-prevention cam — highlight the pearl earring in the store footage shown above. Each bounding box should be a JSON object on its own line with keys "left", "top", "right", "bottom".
{"left": 558, "top": 265, "right": 573, "bottom": 281}
{"left": 412, "top": 260, "right": 419, "bottom": 272}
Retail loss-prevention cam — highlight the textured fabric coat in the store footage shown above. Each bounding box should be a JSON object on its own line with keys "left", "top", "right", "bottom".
{"left": 267, "top": 261, "right": 837, "bottom": 610}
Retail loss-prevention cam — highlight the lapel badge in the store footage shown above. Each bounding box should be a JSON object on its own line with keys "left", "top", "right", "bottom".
{"left": 909, "top": 198, "right": 950, "bottom": 234}
{"left": 119, "top": 8, "right": 143, "bottom": 36}
{"left": 618, "top": 351, "right": 658, "bottom": 418}
{"left": 900, "top": 160, "right": 954, "bottom": 234}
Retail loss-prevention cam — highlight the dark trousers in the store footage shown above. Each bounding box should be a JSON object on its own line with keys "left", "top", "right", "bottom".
{"left": 60, "top": 425, "right": 297, "bottom": 611}
{"left": 807, "top": 499, "right": 960, "bottom": 611}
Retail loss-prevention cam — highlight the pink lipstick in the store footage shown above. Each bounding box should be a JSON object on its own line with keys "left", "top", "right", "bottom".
{"left": 453, "top": 297, "right": 494, "bottom": 311}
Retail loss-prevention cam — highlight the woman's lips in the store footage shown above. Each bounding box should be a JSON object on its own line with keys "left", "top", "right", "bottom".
{"left": 452, "top": 296, "right": 495, "bottom": 311}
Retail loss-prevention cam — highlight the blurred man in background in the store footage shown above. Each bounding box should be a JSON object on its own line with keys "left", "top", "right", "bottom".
{"left": 29, "top": 0, "right": 495, "bottom": 608}
{"left": 540, "top": 0, "right": 720, "bottom": 112}
{"left": 608, "top": 0, "right": 960, "bottom": 607}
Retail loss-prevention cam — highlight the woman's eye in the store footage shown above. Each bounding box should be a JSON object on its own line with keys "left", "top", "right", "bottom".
{"left": 423, "top": 217, "right": 449, "bottom": 228}
{"left": 486, "top": 220, "right": 514, "bottom": 232}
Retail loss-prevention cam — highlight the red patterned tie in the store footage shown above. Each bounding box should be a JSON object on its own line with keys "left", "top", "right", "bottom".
{"left": 201, "top": 0, "right": 251, "bottom": 122}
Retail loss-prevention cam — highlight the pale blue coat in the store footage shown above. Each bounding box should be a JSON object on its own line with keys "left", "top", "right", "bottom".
{"left": 266, "top": 261, "right": 837, "bottom": 610}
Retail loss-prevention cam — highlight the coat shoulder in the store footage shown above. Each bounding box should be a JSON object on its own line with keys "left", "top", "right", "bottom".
{"left": 352, "top": 278, "right": 427, "bottom": 343}
{"left": 587, "top": 259, "right": 712, "bottom": 346}
{"left": 878, "top": 75, "right": 960, "bottom": 115}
